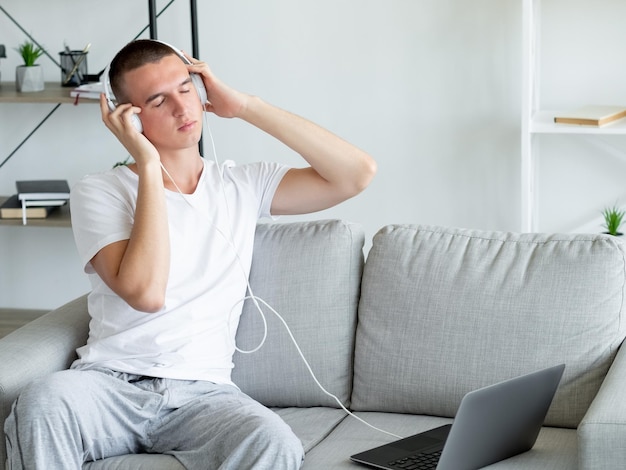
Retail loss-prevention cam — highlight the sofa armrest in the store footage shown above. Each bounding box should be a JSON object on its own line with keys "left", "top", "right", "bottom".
{"left": 0, "top": 294, "right": 89, "bottom": 469}
{"left": 578, "top": 341, "right": 626, "bottom": 469}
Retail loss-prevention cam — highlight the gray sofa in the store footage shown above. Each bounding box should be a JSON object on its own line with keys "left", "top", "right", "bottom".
{"left": 1, "top": 220, "right": 626, "bottom": 469}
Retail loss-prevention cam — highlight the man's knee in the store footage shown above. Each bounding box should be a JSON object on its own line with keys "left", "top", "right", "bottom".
{"left": 247, "top": 413, "right": 304, "bottom": 468}
{"left": 13, "top": 370, "right": 85, "bottom": 419}
{"left": 275, "top": 424, "right": 305, "bottom": 468}
{"left": 5, "top": 370, "right": 91, "bottom": 470}
{"left": 7, "top": 369, "right": 100, "bottom": 443}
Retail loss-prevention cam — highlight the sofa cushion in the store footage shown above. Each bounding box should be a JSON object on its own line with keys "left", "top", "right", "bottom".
{"left": 352, "top": 225, "right": 626, "bottom": 428}
{"left": 273, "top": 407, "right": 348, "bottom": 452}
{"left": 232, "top": 220, "right": 364, "bottom": 408}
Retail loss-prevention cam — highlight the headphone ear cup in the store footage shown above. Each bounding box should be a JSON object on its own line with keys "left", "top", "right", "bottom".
{"left": 131, "top": 114, "right": 143, "bottom": 133}
{"left": 191, "top": 73, "right": 208, "bottom": 105}
{"left": 104, "top": 64, "right": 143, "bottom": 133}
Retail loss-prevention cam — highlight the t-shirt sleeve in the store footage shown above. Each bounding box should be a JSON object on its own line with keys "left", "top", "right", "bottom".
{"left": 223, "top": 160, "right": 289, "bottom": 219}
{"left": 70, "top": 173, "right": 134, "bottom": 273}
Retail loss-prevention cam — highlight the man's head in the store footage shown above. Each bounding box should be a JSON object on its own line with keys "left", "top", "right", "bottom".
{"left": 109, "top": 39, "right": 177, "bottom": 104}
{"left": 106, "top": 39, "right": 206, "bottom": 151}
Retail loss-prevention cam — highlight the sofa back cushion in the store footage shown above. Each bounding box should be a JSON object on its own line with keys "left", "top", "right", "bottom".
{"left": 352, "top": 225, "right": 626, "bottom": 428}
{"left": 232, "top": 220, "right": 364, "bottom": 408}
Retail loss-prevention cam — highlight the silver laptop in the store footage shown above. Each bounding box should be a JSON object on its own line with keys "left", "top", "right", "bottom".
{"left": 350, "top": 364, "right": 565, "bottom": 470}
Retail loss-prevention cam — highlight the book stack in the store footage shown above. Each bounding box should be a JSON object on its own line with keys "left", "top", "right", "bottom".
{"left": 70, "top": 82, "right": 103, "bottom": 101}
{"left": 0, "top": 180, "right": 70, "bottom": 225}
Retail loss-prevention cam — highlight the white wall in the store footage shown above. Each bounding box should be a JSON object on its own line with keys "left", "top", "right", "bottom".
{"left": 534, "top": 0, "right": 626, "bottom": 232}
{"left": 3, "top": 0, "right": 604, "bottom": 310}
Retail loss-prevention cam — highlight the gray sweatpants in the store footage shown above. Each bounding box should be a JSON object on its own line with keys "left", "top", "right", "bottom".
{"left": 4, "top": 367, "right": 304, "bottom": 469}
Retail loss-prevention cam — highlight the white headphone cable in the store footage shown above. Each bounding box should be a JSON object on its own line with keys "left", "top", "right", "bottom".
{"left": 159, "top": 111, "right": 401, "bottom": 441}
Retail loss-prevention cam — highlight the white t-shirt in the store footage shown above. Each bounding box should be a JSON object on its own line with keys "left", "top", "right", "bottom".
{"left": 69, "top": 158, "right": 288, "bottom": 385}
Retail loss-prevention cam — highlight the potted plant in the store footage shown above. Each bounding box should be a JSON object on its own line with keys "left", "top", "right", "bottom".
{"left": 602, "top": 205, "right": 625, "bottom": 236}
{"left": 15, "top": 40, "right": 44, "bottom": 92}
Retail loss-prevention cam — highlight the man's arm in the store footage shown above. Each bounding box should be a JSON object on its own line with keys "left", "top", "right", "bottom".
{"left": 188, "top": 58, "right": 377, "bottom": 215}
{"left": 90, "top": 96, "right": 170, "bottom": 313}
{"left": 238, "top": 97, "right": 377, "bottom": 215}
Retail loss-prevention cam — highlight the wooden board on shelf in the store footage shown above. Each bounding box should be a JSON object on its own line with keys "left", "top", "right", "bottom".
{"left": 531, "top": 110, "right": 626, "bottom": 135}
{"left": 554, "top": 105, "right": 626, "bottom": 127}
{"left": 0, "top": 196, "right": 71, "bottom": 227}
{"left": 0, "top": 82, "right": 97, "bottom": 104}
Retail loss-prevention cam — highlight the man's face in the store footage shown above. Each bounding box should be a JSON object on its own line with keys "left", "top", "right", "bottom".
{"left": 122, "top": 54, "right": 204, "bottom": 151}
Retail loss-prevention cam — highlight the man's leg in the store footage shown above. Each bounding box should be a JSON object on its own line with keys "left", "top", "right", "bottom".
{"left": 4, "top": 368, "right": 165, "bottom": 470}
{"left": 148, "top": 380, "right": 304, "bottom": 470}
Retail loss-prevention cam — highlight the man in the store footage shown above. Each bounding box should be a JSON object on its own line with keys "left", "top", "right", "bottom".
{"left": 5, "top": 39, "right": 376, "bottom": 469}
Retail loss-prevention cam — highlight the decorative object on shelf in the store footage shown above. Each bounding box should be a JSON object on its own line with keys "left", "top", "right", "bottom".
{"left": 601, "top": 205, "right": 625, "bottom": 236}
{"left": 15, "top": 40, "right": 44, "bottom": 92}
{"left": 60, "top": 43, "right": 90, "bottom": 87}
{"left": 0, "top": 44, "right": 6, "bottom": 83}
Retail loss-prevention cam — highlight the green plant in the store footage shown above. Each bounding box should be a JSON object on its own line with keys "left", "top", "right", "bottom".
{"left": 602, "top": 205, "right": 625, "bottom": 236}
{"left": 15, "top": 41, "right": 44, "bottom": 66}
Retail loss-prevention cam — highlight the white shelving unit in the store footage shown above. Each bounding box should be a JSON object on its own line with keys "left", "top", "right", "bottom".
{"left": 521, "top": 0, "right": 626, "bottom": 232}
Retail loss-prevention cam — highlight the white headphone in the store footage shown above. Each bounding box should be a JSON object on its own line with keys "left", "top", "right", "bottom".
{"left": 102, "top": 40, "right": 208, "bottom": 133}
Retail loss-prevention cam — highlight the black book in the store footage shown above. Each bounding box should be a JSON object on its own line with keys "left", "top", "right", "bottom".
{"left": 16, "top": 179, "right": 70, "bottom": 201}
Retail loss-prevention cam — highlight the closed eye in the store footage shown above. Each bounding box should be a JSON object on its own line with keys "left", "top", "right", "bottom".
{"left": 145, "top": 77, "right": 193, "bottom": 107}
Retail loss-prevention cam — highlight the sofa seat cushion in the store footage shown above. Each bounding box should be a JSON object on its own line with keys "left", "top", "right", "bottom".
{"left": 232, "top": 220, "right": 365, "bottom": 408}
{"left": 301, "top": 412, "right": 576, "bottom": 469}
{"left": 352, "top": 225, "right": 626, "bottom": 428}
{"left": 273, "top": 407, "right": 348, "bottom": 452}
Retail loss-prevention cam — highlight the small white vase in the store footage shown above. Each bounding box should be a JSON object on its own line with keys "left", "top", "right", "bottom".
{"left": 16, "top": 65, "right": 44, "bottom": 92}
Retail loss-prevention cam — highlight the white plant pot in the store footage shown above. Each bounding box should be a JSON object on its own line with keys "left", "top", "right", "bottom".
{"left": 16, "top": 65, "right": 44, "bottom": 92}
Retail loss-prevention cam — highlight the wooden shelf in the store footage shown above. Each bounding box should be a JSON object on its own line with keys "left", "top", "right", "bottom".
{"left": 0, "top": 196, "right": 71, "bottom": 228}
{"left": 0, "top": 82, "right": 98, "bottom": 104}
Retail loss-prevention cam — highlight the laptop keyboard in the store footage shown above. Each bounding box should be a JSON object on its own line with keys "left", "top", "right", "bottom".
{"left": 388, "top": 449, "right": 442, "bottom": 470}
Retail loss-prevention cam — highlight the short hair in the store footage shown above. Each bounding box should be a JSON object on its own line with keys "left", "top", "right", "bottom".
{"left": 109, "top": 39, "right": 177, "bottom": 103}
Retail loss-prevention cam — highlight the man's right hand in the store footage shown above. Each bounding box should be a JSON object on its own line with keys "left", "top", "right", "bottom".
{"left": 99, "top": 94, "right": 161, "bottom": 167}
